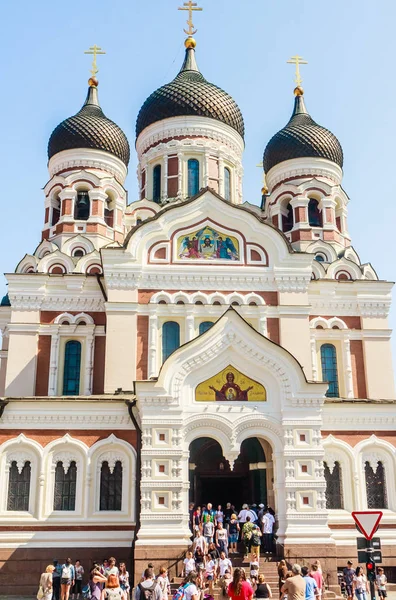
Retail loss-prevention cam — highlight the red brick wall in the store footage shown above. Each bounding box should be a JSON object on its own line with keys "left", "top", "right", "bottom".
{"left": 92, "top": 337, "right": 106, "bottom": 394}
{"left": 322, "top": 432, "right": 396, "bottom": 447}
{"left": 309, "top": 315, "right": 361, "bottom": 329}
{"left": 35, "top": 335, "right": 51, "bottom": 396}
{"left": 350, "top": 340, "right": 367, "bottom": 398}
{"left": 137, "top": 315, "right": 149, "bottom": 380}
{"left": 267, "top": 318, "right": 280, "bottom": 344}
{"left": 40, "top": 311, "right": 106, "bottom": 325}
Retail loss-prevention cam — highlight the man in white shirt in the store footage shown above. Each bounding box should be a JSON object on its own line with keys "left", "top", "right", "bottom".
{"left": 218, "top": 551, "right": 233, "bottom": 578}
{"left": 238, "top": 504, "right": 249, "bottom": 523}
{"left": 246, "top": 507, "right": 258, "bottom": 524}
{"left": 262, "top": 509, "right": 275, "bottom": 553}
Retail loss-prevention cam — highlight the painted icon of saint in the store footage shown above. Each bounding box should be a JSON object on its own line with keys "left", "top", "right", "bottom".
{"left": 209, "top": 372, "right": 253, "bottom": 401}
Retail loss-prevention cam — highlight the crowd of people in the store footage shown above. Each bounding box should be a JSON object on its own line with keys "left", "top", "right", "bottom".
{"left": 38, "top": 557, "right": 130, "bottom": 600}
{"left": 189, "top": 502, "right": 276, "bottom": 557}
{"left": 341, "top": 561, "right": 388, "bottom": 600}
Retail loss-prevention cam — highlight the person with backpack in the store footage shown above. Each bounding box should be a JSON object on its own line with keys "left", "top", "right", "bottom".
{"left": 250, "top": 525, "right": 262, "bottom": 559}
{"left": 100, "top": 574, "right": 126, "bottom": 600}
{"left": 61, "top": 559, "right": 75, "bottom": 600}
{"left": 135, "top": 568, "right": 162, "bottom": 600}
{"left": 173, "top": 571, "right": 199, "bottom": 600}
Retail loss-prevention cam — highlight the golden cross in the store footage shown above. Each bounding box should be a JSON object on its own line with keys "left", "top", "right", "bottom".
{"left": 287, "top": 55, "right": 308, "bottom": 87}
{"left": 256, "top": 162, "right": 268, "bottom": 193}
{"left": 84, "top": 45, "right": 106, "bottom": 78}
{"left": 178, "top": 1, "right": 203, "bottom": 36}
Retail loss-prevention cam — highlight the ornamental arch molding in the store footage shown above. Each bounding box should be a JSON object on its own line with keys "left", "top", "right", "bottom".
{"left": 183, "top": 415, "right": 234, "bottom": 456}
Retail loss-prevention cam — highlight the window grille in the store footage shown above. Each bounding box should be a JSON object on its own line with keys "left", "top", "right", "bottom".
{"left": 324, "top": 461, "right": 344, "bottom": 509}
{"left": 53, "top": 461, "right": 77, "bottom": 511}
{"left": 162, "top": 321, "right": 180, "bottom": 362}
{"left": 188, "top": 159, "right": 200, "bottom": 197}
{"left": 365, "top": 461, "right": 387, "bottom": 509}
{"left": 320, "top": 343, "right": 339, "bottom": 398}
{"left": 7, "top": 461, "right": 31, "bottom": 511}
{"left": 100, "top": 461, "right": 122, "bottom": 511}
{"left": 63, "top": 340, "right": 82, "bottom": 396}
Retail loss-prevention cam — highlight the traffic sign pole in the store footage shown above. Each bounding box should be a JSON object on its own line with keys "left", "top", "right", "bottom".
{"left": 366, "top": 541, "right": 376, "bottom": 600}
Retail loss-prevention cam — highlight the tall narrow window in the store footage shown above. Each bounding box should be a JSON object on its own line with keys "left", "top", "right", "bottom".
{"left": 53, "top": 461, "right": 77, "bottom": 511}
{"left": 224, "top": 167, "right": 231, "bottom": 201}
{"left": 153, "top": 165, "right": 162, "bottom": 203}
{"left": 320, "top": 343, "right": 339, "bottom": 398}
{"left": 199, "top": 321, "right": 213, "bottom": 335}
{"left": 63, "top": 341, "right": 82, "bottom": 396}
{"left": 100, "top": 461, "right": 122, "bottom": 511}
{"left": 162, "top": 321, "right": 180, "bottom": 362}
{"left": 51, "top": 196, "right": 60, "bottom": 226}
{"left": 188, "top": 159, "right": 200, "bottom": 197}
{"left": 324, "top": 461, "right": 343, "bottom": 509}
{"left": 74, "top": 191, "right": 90, "bottom": 220}
{"left": 7, "top": 461, "right": 31, "bottom": 511}
{"left": 308, "top": 199, "right": 322, "bottom": 227}
{"left": 365, "top": 461, "right": 387, "bottom": 509}
{"left": 282, "top": 203, "right": 294, "bottom": 232}
{"left": 104, "top": 196, "right": 114, "bottom": 228}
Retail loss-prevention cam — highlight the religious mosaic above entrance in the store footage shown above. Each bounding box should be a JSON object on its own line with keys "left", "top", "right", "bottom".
{"left": 196, "top": 366, "right": 266, "bottom": 402}
{"left": 177, "top": 226, "right": 240, "bottom": 261}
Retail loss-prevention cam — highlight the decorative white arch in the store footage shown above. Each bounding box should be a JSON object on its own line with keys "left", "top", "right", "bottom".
{"left": 62, "top": 235, "right": 95, "bottom": 257}
{"left": 354, "top": 435, "right": 396, "bottom": 511}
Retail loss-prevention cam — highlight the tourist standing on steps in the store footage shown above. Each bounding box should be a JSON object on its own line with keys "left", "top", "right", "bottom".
{"left": 255, "top": 575, "right": 272, "bottom": 600}
{"left": 215, "top": 521, "right": 229, "bottom": 556}
{"left": 184, "top": 572, "right": 200, "bottom": 600}
{"left": 262, "top": 509, "right": 275, "bottom": 554}
{"left": 72, "top": 561, "right": 84, "bottom": 600}
{"left": 89, "top": 565, "right": 107, "bottom": 600}
{"left": 156, "top": 566, "right": 170, "bottom": 600}
{"left": 224, "top": 503, "right": 233, "bottom": 525}
{"left": 228, "top": 514, "right": 240, "bottom": 555}
{"left": 194, "top": 547, "right": 205, "bottom": 574}
{"left": 60, "top": 558, "right": 75, "bottom": 600}
{"left": 281, "top": 565, "right": 306, "bottom": 600}
{"left": 193, "top": 507, "right": 202, "bottom": 533}
{"left": 249, "top": 554, "right": 259, "bottom": 581}
{"left": 205, "top": 554, "right": 216, "bottom": 595}
{"left": 376, "top": 567, "right": 387, "bottom": 599}
{"left": 135, "top": 569, "right": 161, "bottom": 600}
{"left": 238, "top": 504, "right": 249, "bottom": 524}
{"left": 218, "top": 551, "right": 233, "bottom": 579}
{"left": 39, "top": 565, "right": 56, "bottom": 600}
{"left": 203, "top": 518, "right": 215, "bottom": 545}
{"left": 242, "top": 516, "right": 255, "bottom": 558}
{"left": 277, "top": 561, "right": 288, "bottom": 599}
{"left": 301, "top": 567, "right": 318, "bottom": 600}
{"left": 193, "top": 530, "right": 207, "bottom": 555}
{"left": 353, "top": 567, "right": 368, "bottom": 600}
{"left": 309, "top": 564, "right": 323, "bottom": 599}
{"left": 228, "top": 567, "right": 254, "bottom": 600}
{"left": 343, "top": 562, "right": 355, "bottom": 600}
{"left": 202, "top": 503, "right": 216, "bottom": 526}
{"left": 249, "top": 524, "right": 262, "bottom": 559}
{"left": 183, "top": 551, "right": 196, "bottom": 578}
{"left": 52, "top": 560, "right": 62, "bottom": 600}
{"left": 119, "top": 563, "right": 130, "bottom": 599}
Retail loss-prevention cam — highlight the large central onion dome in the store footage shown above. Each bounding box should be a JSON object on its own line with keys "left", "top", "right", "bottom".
{"left": 136, "top": 43, "right": 244, "bottom": 139}
{"left": 48, "top": 80, "right": 130, "bottom": 166}
{"left": 263, "top": 88, "right": 343, "bottom": 173}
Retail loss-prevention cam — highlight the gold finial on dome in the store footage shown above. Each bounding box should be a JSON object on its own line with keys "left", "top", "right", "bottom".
{"left": 84, "top": 44, "right": 106, "bottom": 81}
{"left": 179, "top": 0, "right": 203, "bottom": 42}
{"left": 256, "top": 162, "right": 268, "bottom": 195}
{"left": 287, "top": 55, "right": 308, "bottom": 89}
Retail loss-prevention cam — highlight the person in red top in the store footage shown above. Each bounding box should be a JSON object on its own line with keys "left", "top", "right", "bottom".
{"left": 228, "top": 568, "right": 254, "bottom": 600}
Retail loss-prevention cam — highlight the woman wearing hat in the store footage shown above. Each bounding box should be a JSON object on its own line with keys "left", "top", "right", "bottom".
{"left": 228, "top": 513, "right": 240, "bottom": 555}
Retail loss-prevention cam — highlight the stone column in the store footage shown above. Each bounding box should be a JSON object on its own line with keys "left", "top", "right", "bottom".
{"left": 310, "top": 336, "right": 318, "bottom": 381}
{"left": 48, "top": 330, "right": 60, "bottom": 396}
{"left": 218, "top": 156, "right": 225, "bottom": 197}
{"left": 162, "top": 155, "right": 169, "bottom": 202}
{"left": 185, "top": 313, "right": 195, "bottom": 342}
{"left": 342, "top": 336, "right": 354, "bottom": 398}
{"left": 177, "top": 152, "right": 183, "bottom": 199}
{"left": 83, "top": 328, "right": 95, "bottom": 395}
{"left": 148, "top": 315, "right": 158, "bottom": 379}
{"left": 203, "top": 150, "right": 210, "bottom": 187}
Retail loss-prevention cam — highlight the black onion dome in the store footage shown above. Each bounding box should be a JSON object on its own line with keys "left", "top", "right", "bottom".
{"left": 136, "top": 47, "right": 244, "bottom": 139}
{"left": 48, "top": 84, "right": 130, "bottom": 166}
{"left": 263, "top": 93, "right": 343, "bottom": 173}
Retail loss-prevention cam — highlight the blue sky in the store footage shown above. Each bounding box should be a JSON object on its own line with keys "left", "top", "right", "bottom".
{"left": 1, "top": 0, "right": 395, "bottom": 373}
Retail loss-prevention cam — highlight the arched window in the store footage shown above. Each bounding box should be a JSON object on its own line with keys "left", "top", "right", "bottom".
{"left": 199, "top": 321, "right": 213, "bottom": 335}
{"left": 308, "top": 199, "right": 322, "bottom": 227}
{"left": 224, "top": 167, "right": 231, "bottom": 201}
{"left": 162, "top": 321, "right": 180, "bottom": 362}
{"left": 324, "top": 461, "right": 344, "bottom": 509}
{"left": 62, "top": 341, "right": 82, "bottom": 396}
{"left": 153, "top": 165, "right": 162, "bottom": 203}
{"left": 104, "top": 195, "right": 114, "bottom": 228}
{"left": 100, "top": 461, "right": 122, "bottom": 511}
{"left": 282, "top": 203, "right": 294, "bottom": 232}
{"left": 54, "top": 461, "right": 77, "bottom": 511}
{"left": 74, "top": 191, "right": 90, "bottom": 220}
{"left": 7, "top": 461, "right": 31, "bottom": 511}
{"left": 51, "top": 196, "right": 60, "bottom": 226}
{"left": 315, "top": 254, "right": 326, "bottom": 262}
{"left": 365, "top": 461, "right": 387, "bottom": 509}
{"left": 188, "top": 159, "right": 200, "bottom": 197}
{"left": 320, "top": 343, "right": 339, "bottom": 398}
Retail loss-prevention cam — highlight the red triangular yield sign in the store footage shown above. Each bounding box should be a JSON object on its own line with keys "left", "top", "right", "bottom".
{"left": 352, "top": 511, "right": 383, "bottom": 540}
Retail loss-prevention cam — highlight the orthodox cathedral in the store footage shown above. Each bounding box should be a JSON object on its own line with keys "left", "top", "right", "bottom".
{"left": 0, "top": 4, "right": 395, "bottom": 595}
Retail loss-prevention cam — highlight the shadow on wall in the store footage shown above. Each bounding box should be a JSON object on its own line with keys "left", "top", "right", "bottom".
{"left": 0, "top": 546, "right": 132, "bottom": 596}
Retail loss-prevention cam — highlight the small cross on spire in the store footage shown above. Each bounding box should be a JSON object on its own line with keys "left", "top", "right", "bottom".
{"left": 178, "top": 1, "right": 203, "bottom": 37}
{"left": 287, "top": 55, "right": 308, "bottom": 88}
{"left": 84, "top": 45, "right": 106, "bottom": 79}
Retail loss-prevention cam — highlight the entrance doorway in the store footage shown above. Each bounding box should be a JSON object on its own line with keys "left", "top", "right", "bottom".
{"left": 189, "top": 437, "right": 270, "bottom": 510}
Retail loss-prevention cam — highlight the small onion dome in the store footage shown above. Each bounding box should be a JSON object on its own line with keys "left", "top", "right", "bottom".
{"left": 136, "top": 44, "right": 244, "bottom": 140}
{"left": 263, "top": 89, "right": 343, "bottom": 173}
{"left": 48, "top": 80, "right": 130, "bottom": 166}
{"left": 1, "top": 293, "right": 10, "bottom": 307}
